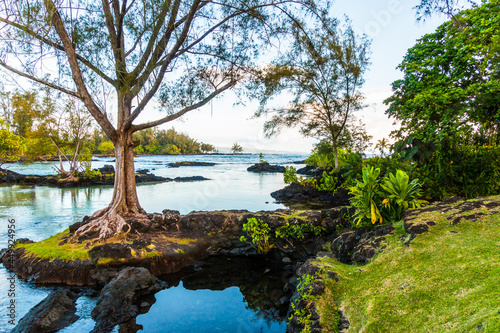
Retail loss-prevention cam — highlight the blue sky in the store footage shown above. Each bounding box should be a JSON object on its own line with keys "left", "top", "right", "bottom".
{"left": 150, "top": 0, "right": 452, "bottom": 154}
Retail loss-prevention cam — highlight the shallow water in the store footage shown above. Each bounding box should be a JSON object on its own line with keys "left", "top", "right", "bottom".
{"left": 0, "top": 154, "right": 306, "bottom": 332}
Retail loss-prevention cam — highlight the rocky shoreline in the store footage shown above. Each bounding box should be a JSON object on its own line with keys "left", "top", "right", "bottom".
{"left": 2, "top": 204, "right": 402, "bottom": 332}
{"left": 0, "top": 165, "right": 209, "bottom": 188}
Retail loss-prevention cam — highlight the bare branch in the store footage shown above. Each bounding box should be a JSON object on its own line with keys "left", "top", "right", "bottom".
{"left": 131, "top": 79, "right": 235, "bottom": 131}
{"left": 0, "top": 17, "right": 116, "bottom": 86}
{"left": 0, "top": 60, "right": 81, "bottom": 98}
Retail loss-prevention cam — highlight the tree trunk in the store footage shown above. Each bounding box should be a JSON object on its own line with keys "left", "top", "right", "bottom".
{"left": 72, "top": 130, "right": 149, "bottom": 241}
{"left": 332, "top": 141, "right": 339, "bottom": 169}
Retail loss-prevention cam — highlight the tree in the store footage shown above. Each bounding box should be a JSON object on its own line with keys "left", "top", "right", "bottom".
{"left": 414, "top": 0, "right": 477, "bottom": 21}
{"left": 0, "top": 119, "right": 24, "bottom": 165}
{"left": 0, "top": 0, "right": 327, "bottom": 239}
{"left": 200, "top": 143, "right": 216, "bottom": 154}
{"left": 385, "top": 0, "right": 500, "bottom": 147}
{"left": 253, "top": 20, "right": 370, "bottom": 167}
{"left": 231, "top": 142, "right": 243, "bottom": 154}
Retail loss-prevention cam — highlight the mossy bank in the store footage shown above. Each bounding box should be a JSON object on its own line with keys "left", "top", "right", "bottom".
{"left": 295, "top": 195, "right": 500, "bottom": 332}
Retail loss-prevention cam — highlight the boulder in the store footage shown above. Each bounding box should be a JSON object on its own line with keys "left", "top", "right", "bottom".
{"left": 98, "top": 165, "right": 114, "bottom": 174}
{"left": 91, "top": 267, "right": 166, "bottom": 333}
{"left": 247, "top": 163, "right": 286, "bottom": 173}
{"left": 173, "top": 176, "right": 210, "bottom": 182}
{"left": 12, "top": 289, "right": 79, "bottom": 333}
{"left": 271, "top": 183, "right": 351, "bottom": 207}
{"left": 168, "top": 161, "right": 216, "bottom": 167}
{"left": 296, "top": 165, "right": 320, "bottom": 176}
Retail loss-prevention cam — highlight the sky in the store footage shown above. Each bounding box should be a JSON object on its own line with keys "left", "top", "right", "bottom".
{"left": 144, "top": 0, "right": 451, "bottom": 154}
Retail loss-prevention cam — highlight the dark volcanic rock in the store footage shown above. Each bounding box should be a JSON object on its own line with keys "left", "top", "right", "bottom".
{"left": 168, "top": 161, "right": 216, "bottom": 167}
{"left": 91, "top": 267, "right": 166, "bottom": 333}
{"left": 98, "top": 165, "right": 115, "bottom": 174}
{"left": 331, "top": 223, "right": 394, "bottom": 264}
{"left": 271, "top": 183, "right": 351, "bottom": 208}
{"left": 0, "top": 166, "right": 168, "bottom": 188}
{"left": 173, "top": 176, "right": 209, "bottom": 182}
{"left": 247, "top": 163, "right": 286, "bottom": 173}
{"left": 136, "top": 169, "right": 149, "bottom": 174}
{"left": 12, "top": 288, "right": 79, "bottom": 333}
{"left": 296, "top": 165, "right": 320, "bottom": 176}
{"left": 89, "top": 243, "right": 132, "bottom": 261}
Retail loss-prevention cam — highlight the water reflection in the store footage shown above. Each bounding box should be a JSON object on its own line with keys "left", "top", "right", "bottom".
{"left": 134, "top": 257, "right": 292, "bottom": 333}
{"left": 0, "top": 154, "right": 306, "bottom": 330}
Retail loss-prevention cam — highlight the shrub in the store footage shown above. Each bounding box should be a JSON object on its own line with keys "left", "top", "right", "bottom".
{"left": 415, "top": 145, "right": 500, "bottom": 200}
{"left": 349, "top": 166, "right": 426, "bottom": 227}
{"left": 349, "top": 166, "right": 384, "bottom": 227}
{"left": 275, "top": 220, "right": 325, "bottom": 246}
{"left": 284, "top": 166, "right": 303, "bottom": 184}
{"left": 239, "top": 218, "right": 274, "bottom": 254}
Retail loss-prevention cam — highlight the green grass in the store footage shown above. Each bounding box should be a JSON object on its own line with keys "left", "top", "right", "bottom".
{"left": 18, "top": 230, "right": 162, "bottom": 262}
{"left": 316, "top": 197, "right": 500, "bottom": 332}
{"left": 18, "top": 230, "right": 91, "bottom": 261}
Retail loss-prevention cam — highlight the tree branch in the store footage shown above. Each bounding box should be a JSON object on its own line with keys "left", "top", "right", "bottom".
{"left": 44, "top": 0, "right": 118, "bottom": 142}
{"left": 131, "top": 79, "right": 235, "bottom": 131}
{"left": 0, "top": 60, "right": 81, "bottom": 98}
{"left": 0, "top": 17, "right": 116, "bottom": 87}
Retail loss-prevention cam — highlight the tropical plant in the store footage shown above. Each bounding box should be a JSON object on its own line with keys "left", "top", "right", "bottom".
{"left": 349, "top": 166, "right": 384, "bottom": 227}
{"left": 349, "top": 166, "right": 426, "bottom": 227}
{"left": 381, "top": 170, "right": 427, "bottom": 221}
{"left": 240, "top": 218, "right": 274, "bottom": 254}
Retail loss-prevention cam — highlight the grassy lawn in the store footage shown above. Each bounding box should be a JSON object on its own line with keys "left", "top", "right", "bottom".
{"left": 317, "top": 197, "right": 500, "bottom": 332}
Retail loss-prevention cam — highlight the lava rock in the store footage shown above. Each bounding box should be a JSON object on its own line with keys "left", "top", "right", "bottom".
{"left": 168, "top": 161, "right": 216, "bottom": 167}
{"left": 247, "top": 163, "right": 286, "bottom": 173}
{"left": 271, "top": 182, "right": 351, "bottom": 207}
{"left": 91, "top": 267, "right": 166, "bottom": 333}
{"left": 98, "top": 165, "right": 115, "bottom": 174}
{"left": 136, "top": 169, "right": 149, "bottom": 174}
{"left": 173, "top": 176, "right": 210, "bottom": 182}
{"left": 330, "top": 223, "right": 395, "bottom": 264}
{"left": 296, "top": 165, "right": 320, "bottom": 176}
{"left": 12, "top": 288, "right": 79, "bottom": 333}
{"left": 88, "top": 243, "right": 132, "bottom": 261}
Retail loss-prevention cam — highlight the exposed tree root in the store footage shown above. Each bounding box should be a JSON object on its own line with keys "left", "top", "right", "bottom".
{"left": 70, "top": 205, "right": 151, "bottom": 242}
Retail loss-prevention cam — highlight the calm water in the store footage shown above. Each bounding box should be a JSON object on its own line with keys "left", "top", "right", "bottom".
{"left": 0, "top": 154, "right": 306, "bottom": 332}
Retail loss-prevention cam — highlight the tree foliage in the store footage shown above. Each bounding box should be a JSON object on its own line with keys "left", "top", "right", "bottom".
{"left": 0, "top": 118, "right": 24, "bottom": 165}
{"left": 385, "top": 0, "right": 500, "bottom": 146}
{"left": 253, "top": 19, "right": 370, "bottom": 167}
{"left": 0, "top": 0, "right": 330, "bottom": 239}
{"left": 231, "top": 142, "right": 243, "bottom": 153}
{"left": 414, "top": 0, "right": 477, "bottom": 21}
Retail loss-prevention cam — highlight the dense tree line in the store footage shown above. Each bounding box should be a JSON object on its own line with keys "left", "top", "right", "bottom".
{"left": 0, "top": 89, "right": 216, "bottom": 162}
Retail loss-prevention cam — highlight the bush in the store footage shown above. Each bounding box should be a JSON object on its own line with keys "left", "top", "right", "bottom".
{"left": 415, "top": 145, "right": 500, "bottom": 200}
{"left": 349, "top": 166, "right": 426, "bottom": 227}
{"left": 284, "top": 166, "right": 303, "bottom": 184}
{"left": 239, "top": 218, "right": 274, "bottom": 254}
{"left": 96, "top": 141, "right": 114, "bottom": 154}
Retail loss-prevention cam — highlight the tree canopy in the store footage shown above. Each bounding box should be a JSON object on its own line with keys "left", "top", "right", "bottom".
{"left": 385, "top": 0, "right": 500, "bottom": 147}
{"left": 252, "top": 19, "right": 370, "bottom": 167}
{"left": 0, "top": 0, "right": 329, "bottom": 239}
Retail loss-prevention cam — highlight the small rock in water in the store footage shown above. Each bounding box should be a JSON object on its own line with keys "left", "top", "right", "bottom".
{"left": 282, "top": 257, "right": 292, "bottom": 263}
